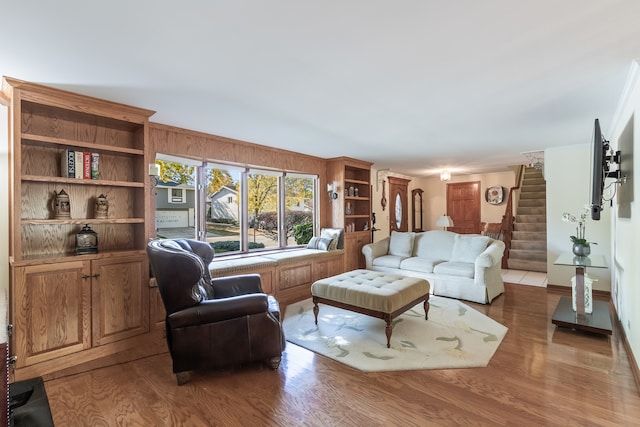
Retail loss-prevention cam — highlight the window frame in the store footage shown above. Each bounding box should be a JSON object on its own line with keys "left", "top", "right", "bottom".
{"left": 155, "top": 155, "right": 318, "bottom": 256}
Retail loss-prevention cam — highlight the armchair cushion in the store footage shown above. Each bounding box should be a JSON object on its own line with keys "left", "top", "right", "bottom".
{"left": 167, "top": 293, "right": 270, "bottom": 328}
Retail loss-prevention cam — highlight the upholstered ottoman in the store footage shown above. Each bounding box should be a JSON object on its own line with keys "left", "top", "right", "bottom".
{"left": 311, "top": 269, "right": 430, "bottom": 348}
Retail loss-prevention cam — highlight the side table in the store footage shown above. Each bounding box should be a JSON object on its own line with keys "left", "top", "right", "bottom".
{"left": 551, "top": 254, "right": 612, "bottom": 335}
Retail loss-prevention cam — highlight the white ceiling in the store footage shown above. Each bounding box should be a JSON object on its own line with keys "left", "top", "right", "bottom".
{"left": 2, "top": 1, "right": 639, "bottom": 177}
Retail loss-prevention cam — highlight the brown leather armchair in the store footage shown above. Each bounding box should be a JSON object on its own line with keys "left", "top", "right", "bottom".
{"left": 147, "top": 239, "right": 285, "bottom": 384}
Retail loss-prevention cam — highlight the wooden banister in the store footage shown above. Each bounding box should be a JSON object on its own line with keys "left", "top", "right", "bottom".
{"left": 500, "top": 165, "right": 525, "bottom": 269}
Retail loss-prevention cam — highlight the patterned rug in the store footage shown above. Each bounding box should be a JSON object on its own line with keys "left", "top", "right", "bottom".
{"left": 282, "top": 296, "right": 508, "bottom": 372}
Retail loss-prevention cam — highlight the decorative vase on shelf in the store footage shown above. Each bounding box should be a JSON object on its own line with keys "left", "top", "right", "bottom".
{"left": 572, "top": 243, "right": 591, "bottom": 257}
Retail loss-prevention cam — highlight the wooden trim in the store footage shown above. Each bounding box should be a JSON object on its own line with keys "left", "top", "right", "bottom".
{"left": 612, "top": 304, "right": 640, "bottom": 395}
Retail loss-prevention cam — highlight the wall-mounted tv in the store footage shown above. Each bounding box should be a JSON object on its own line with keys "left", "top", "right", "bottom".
{"left": 590, "top": 118, "right": 621, "bottom": 220}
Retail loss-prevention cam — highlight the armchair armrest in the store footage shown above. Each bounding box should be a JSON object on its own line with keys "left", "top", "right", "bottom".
{"left": 168, "top": 293, "right": 269, "bottom": 328}
{"left": 362, "top": 237, "right": 390, "bottom": 269}
{"left": 475, "top": 240, "right": 506, "bottom": 268}
{"left": 211, "top": 274, "right": 263, "bottom": 298}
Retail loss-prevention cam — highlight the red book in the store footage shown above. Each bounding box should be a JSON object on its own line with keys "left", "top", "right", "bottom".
{"left": 83, "top": 152, "right": 91, "bottom": 179}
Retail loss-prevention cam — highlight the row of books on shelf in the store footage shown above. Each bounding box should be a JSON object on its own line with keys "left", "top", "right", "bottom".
{"left": 61, "top": 149, "right": 100, "bottom": 179}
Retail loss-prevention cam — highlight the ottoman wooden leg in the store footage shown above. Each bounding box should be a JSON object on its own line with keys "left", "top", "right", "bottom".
{"left": 424, "top": 295, "right": 430, "bottom": 320}
{"left": 312, "top": 297, "right": 319, "bottom": 325}
{"left": 384, "top": 314, "right": 392, "bottom": 348}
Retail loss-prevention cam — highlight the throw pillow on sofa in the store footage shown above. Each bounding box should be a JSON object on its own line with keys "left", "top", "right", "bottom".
{"left": 450, "top": 234, "right": 490, "bottom": 264}
{"left": 389, "top": 231, "right": 415, "bottom": 257}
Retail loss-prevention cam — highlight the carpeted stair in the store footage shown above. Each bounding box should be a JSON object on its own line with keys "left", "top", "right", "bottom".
{"left": 508, "top": 167, "right": 547, "bottom": 273}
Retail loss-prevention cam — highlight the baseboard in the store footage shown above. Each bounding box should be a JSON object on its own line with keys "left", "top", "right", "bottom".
{"left": 611, "top": 304, "right": 640, "bottom": 395}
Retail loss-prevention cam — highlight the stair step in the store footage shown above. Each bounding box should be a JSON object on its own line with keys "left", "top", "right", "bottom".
{"left": 519, "top": 191, "right": 546, "bottom": 200}
{"left": 512, "top": 230, "right": 546, "bottom": 241}
{"left": 508, "top": 249, "right": 547, "bottom": 262}
{"left": 518, "top": 199, "right": 546, "bottom": 207}
{"left": 522, "top": 177, "right": 546, "bottom": 185}
{"left": 517, "top": 206, "right": 546, "bottom": 215}
{"left": 514, "top": 223, "right": 546, "bottom": 232}
{"left": 521, "top": 184, "right": 546, "bottom": 193}
{"left": 508, "top": 259, "right": 547, "bottom": 273}
{"left": 516, "top": 214, "right": 546, "bottom": 223}
{"left": 511, "top": 240, "right": 546, "bottom": 251}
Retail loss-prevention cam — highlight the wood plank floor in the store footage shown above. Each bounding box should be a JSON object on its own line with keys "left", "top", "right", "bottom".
{"left": 45, "top": 283, "right": 640, "bottom": 426}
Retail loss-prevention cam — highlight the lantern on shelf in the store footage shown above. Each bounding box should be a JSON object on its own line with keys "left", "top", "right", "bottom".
{"left": 75, "top": 224, "right": 98, "bottom": 255}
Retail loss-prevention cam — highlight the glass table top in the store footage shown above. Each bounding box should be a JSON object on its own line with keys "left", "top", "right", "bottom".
{"left": 553, "top": 253, "right": 608, "bottom": 269}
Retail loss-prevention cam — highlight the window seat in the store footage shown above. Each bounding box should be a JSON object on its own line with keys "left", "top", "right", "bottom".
{"left": 209, "top": 248, "right": 345, "bottom": 305}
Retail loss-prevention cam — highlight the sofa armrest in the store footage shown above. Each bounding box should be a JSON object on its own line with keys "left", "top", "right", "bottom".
{"left": 475, "top": 240, "right": 506, "bottom": 268}
{"left": 362, "top": 237, "right": 390, "bottom": 269}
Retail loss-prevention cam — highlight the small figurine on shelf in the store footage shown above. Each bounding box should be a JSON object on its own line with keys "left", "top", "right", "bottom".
{"left": 53, "top": 189, "right": 71, "bottom": 219}
{"left": 348, "top": 186, "right": 355, "bottom": 196}
{"left": 363, "top": 222, "right": 369, "bottom": 231}
{"left": 354, "top": 187, "right": 359, "bottom": 197}
{"left": 95, "top": 194, "right": 109, "bottom": 219}
{"left": 345, "top": 201, "right": 352, "bottom": 215}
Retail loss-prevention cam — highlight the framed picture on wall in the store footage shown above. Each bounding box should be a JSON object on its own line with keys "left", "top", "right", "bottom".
{"left": 485, "top": 185, "right": 505, "bottom": 205}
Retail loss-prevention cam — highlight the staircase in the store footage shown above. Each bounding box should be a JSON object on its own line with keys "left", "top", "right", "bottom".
{"left": 507, "top": 167, "right": 547, "bottom": 272}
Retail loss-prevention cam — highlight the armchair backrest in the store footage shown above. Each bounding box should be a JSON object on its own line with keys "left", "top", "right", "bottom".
{"left": 147, "top": 239, "right": 213, "bottom": 315}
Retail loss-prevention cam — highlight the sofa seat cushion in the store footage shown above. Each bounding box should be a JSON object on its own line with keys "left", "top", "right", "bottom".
{"left": 372, "top": 254, "right": 407, "bottom": 269}
{"left": 433, "top": 261, "right": 475, "bottom": 278}
{"left": 399, "top": 257, "right": 445, "bottom": 273}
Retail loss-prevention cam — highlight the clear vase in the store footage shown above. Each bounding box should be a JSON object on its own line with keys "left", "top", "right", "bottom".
{"left": 572, "top": 243, "right": 591, "bottom": 257}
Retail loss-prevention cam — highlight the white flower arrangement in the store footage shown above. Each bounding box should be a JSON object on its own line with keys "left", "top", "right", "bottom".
{"left": 561, "top": 206, "right": 597, "bottom": 246}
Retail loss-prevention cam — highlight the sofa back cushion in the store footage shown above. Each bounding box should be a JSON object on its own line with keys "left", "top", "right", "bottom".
{"left": 450, "top": 234, "right": 491, "bottom": 263}
{"left": 413, "top": 230, "right": 456, "bottom": 260}
{"left": 388, "top": 231, "right": 415, "bottom": 257}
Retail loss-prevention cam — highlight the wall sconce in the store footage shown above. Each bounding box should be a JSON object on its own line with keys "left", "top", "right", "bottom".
{"left": 327, "top": 182, "right": 339, "bottom": 200}
{"left": 440, "top": 170, "right": 451, "bottom": 182}
{"left": 149, "top": 163, "right": 160, "bottom": 193}
{"left": 435, "top": 214, "right": 454, "bottom": 230}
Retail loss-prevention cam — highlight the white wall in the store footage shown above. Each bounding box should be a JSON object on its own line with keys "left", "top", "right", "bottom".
{"left": 607, "top": 60, "right": 639, "bottom": 370}
{"left": 545, "top": 145, "right": 612, "bottom": 291}
{"left": 1, "top": 101, "right": 8, "bottom": 344}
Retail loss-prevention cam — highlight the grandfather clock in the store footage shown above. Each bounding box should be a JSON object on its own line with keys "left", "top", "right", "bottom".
{"left": 388, "top": 177, "right": 411, "bottom": 233}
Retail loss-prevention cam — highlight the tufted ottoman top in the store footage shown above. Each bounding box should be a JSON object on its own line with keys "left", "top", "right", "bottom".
{"left": 311, "top": 269, "right": 430, "bottom": 314}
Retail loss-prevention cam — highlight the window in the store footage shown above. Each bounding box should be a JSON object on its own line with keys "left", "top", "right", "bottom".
{"left": 285, "top": 174, "right": 315, "bottom": 246}
{"left": 169, "top": 188, "right": 186, "bottom": 204}
{"left": 154, "top": 156, "right": 199, "bottom": 240}
{"left": 155, "top": 155, "right": 318, "bottom": 255}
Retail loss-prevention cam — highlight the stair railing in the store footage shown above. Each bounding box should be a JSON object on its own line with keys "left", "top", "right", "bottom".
{"left": 500, "top": 165, "right": 525, "bottom": 268}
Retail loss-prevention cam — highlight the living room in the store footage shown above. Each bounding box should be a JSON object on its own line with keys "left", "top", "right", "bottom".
{"left": 1, "top": 1, "right": 640, "bottom": 424}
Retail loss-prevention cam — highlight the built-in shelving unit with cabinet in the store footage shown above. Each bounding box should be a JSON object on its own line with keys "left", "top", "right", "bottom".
{"left": 327, "top": 157, "right": 373, "bottom": 271}
{"left": 3, "top": 77, "right": 156, "bottom": 379}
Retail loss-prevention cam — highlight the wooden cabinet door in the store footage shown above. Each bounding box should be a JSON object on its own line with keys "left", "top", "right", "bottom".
{"left": 345, "top": 232, "right": 370, "bottom": 271}
{"left": 13, "top": 261, "right": 91, "bottom": 367}
{"left": 91, "top": 255, "right": 149, "bottom": 346}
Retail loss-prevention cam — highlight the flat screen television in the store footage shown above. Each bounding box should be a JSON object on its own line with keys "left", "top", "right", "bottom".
{"left": 590, "top": 118, "right": 621, "bottom": 220}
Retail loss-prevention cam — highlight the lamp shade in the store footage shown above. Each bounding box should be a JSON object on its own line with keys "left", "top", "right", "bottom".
{"left": 435, "top": 215, "right": 454, "bottom": 228}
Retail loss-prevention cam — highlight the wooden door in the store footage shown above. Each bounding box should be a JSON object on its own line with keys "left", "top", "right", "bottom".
{"left": 388, "top": 177, "right": 411, "bottom": 233}
{"left": 92, "top": 255, "right": 149, "bottom": 346}
{"left": 12, "top": 261, "right": 91, "bottom": 367}
{"left": 446, "top": 181, "right": 481, "bottom": 234}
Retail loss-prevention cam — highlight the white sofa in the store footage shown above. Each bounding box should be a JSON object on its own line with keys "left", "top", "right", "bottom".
{"left": 362, "top": 230, "right": 505, "bottom": 304}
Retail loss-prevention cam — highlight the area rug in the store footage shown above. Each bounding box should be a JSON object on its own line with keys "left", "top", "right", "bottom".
{"left": 283, "top": 296, "right": 508, "bottom": 372}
